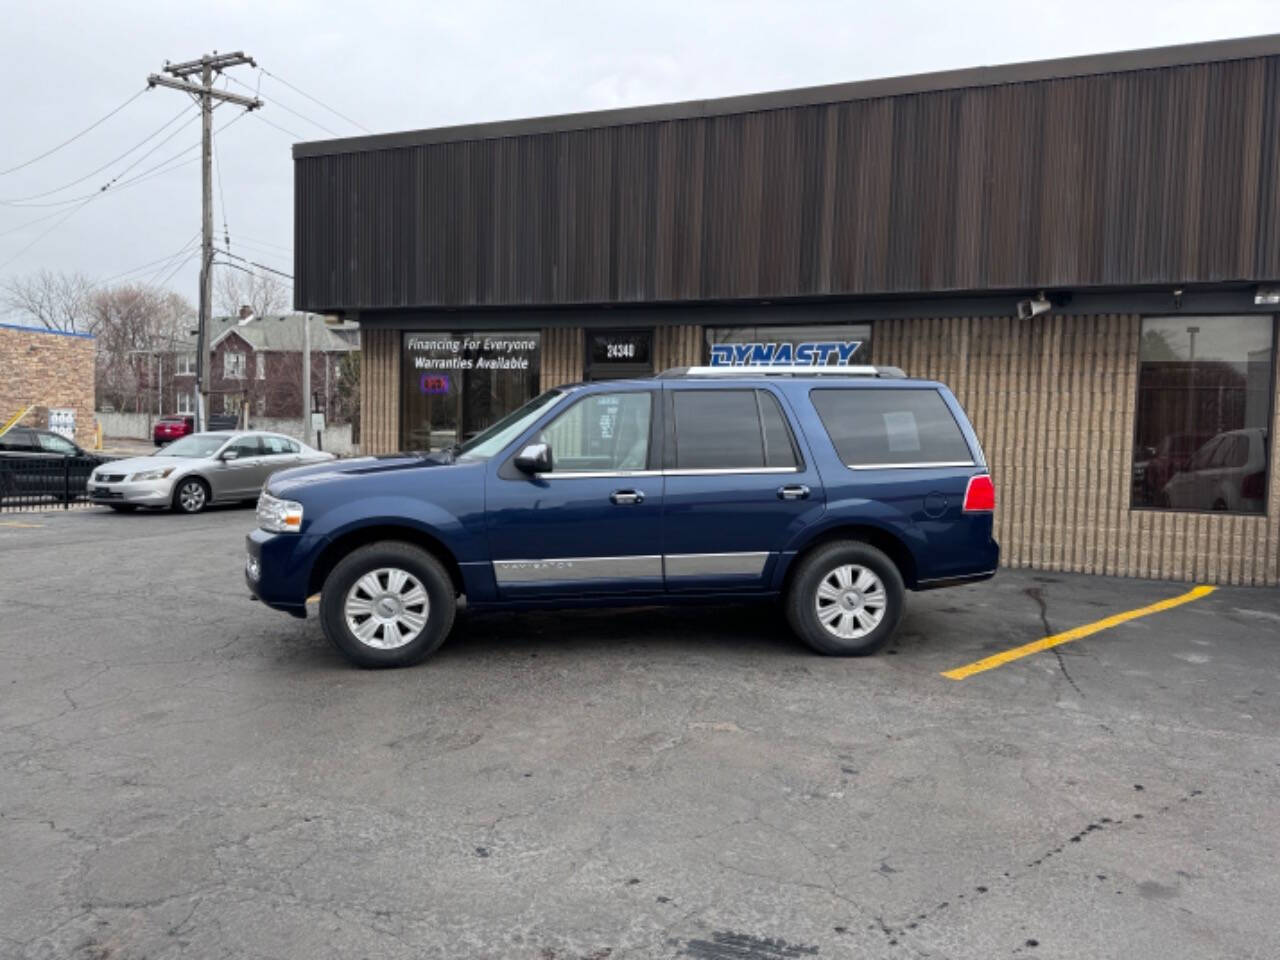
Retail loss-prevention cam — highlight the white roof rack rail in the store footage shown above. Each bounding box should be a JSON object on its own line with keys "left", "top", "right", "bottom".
{"left": 657, "top": 365, "right": 907, "bottom": 379}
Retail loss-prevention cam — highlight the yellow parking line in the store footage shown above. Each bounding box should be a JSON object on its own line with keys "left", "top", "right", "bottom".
{"left": 941, "top": 584, "right": 1216, "bottom": 680}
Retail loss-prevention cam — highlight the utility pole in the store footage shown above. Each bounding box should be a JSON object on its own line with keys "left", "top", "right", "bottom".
{"left": 148, "top": 52, "right": 261, "bottom": 431}
{"left": 302, "top": 313, "right": 312, "bottom": 438}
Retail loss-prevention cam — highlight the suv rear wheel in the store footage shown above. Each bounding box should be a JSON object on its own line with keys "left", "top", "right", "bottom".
{"left": 319, "top": 542, "right": 456, "bottom": 668}
{"left": 785, "top": 540, "right": 905, "bottom": 656}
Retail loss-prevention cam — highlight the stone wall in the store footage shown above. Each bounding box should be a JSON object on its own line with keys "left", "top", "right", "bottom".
{"left": 0, "top": 323, "right": 96, "bottom": 447}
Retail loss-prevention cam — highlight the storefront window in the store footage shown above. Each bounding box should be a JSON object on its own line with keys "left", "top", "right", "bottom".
{"left": 400, "top": 332, "right": 540, "bottom": 451}
{"left": 1132, "top": 316, "right": 1274, "bottom": 513}
{"left": 705, "top": 323, "right": 872, "bottom": 367}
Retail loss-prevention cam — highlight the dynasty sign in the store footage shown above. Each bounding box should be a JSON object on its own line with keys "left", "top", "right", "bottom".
{"left": 708, "top": 340, "right": 864, "bottom": 366}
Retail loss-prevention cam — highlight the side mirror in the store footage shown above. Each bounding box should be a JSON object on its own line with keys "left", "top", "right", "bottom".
{"left": 513, "top": 442, "right": 552, "bottom": 475}
{"left": 220, "top": 448, "right": 240, "bottom": 461}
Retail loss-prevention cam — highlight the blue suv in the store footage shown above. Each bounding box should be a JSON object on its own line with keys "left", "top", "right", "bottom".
{"left": 246, "top": 366, "right": 998, "bottom": 667}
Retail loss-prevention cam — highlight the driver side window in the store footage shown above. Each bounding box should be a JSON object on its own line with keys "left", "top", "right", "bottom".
{"left": 228, "top": 436, "right": 262, "bottom": 458}
{"left": 537, "top": 392, "right": 652, "bottom": 473}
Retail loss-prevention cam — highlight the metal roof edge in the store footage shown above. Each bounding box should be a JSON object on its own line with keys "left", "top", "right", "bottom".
{"left": 293, "top": 33, "right": 1280, "bottom": 159}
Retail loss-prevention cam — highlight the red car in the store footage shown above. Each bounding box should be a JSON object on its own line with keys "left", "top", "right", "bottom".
{"left": 153, "top": 415, "right": 195, "bottom": 446}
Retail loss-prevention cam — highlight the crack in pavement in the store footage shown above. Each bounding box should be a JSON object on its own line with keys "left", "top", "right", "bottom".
{"left": 1024, "top": 585, "right": 1085, "bottom": 699}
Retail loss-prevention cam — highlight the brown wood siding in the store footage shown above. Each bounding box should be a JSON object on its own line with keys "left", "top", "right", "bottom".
{"left": 540, "top": 328, "right": 584, "bottom": 388}
{"left": 875, "top": 315, "right": 1280, "bottom": 586}
{"left": 358, "top": 328, "right": 400, "bottom": 455}
{"left": 653, "top": 325, "right": 704, "bottom": 371}
{"left": 297, "top": 57, "right": 1280, "bottom": 313}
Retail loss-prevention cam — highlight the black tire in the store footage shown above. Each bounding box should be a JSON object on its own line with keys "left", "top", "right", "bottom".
{"left": 107, "top": 504, "right": 138, "bottom": 513}
{"left": 785, "top": 540, "right": 905, "bottom": 656}
{"left": 319, "top": 542, "right": 456, "bottom": 668}
{"left": 172, "top": 477, "right": 210, "bottom": 514}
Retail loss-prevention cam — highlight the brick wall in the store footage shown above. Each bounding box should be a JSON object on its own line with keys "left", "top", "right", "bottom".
{"left": 0, "top": 323, "right": 97, "bottom": 446}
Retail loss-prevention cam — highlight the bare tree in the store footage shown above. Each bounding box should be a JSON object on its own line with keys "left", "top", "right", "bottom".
{"left": 2, "top": 269, "right": 94, "bottom": 332}
{"left": 89, "top": 285, "right": 195, "bottom": 410}
{"left": 215, "top": 266, "right": 290, "bottom": 318}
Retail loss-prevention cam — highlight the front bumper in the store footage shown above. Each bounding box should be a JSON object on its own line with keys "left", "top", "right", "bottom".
{"left": 89, "top": 477, "right": 174, "bottom": 506}
{"left": 245, "top": 528, "right": 325, "bottom": 618}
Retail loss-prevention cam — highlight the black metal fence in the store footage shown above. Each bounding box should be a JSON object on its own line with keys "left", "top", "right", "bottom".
{"left": 0, "top": 454, "right": 118, "bottom": 512}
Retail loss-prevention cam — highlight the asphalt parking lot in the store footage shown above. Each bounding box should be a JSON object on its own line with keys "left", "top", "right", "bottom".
{"left": 2, "top": 508, "right": 1278, "bottom": 960}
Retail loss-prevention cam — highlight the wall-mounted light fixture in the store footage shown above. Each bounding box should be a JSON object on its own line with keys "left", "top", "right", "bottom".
{"left": 1016, "top": 291, "right": 1052, "bottom": 320}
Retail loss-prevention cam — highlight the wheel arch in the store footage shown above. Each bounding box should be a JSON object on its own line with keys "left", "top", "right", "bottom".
{"left": 307, "top": 523, "right": 466, "bottom": 598}
{"left": 781, "top": 524, "right": 919, "bottom": 593}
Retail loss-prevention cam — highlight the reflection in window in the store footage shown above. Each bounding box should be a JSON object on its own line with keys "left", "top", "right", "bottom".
{"left": 1132, "top": 316, "right": 1273, "bottom": 513}
{"left": 538, "top": 392, "right": 651, "bottom": 472}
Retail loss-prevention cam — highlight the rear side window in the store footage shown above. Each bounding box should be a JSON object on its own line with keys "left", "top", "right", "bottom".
{"left": 672, "top": 389, "right": 798, "bottom": 470}
{"left": 811, "top": 388, "right": 973, "bottom": 467}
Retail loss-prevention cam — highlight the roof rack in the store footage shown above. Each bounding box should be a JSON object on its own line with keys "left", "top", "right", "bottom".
{"left": 656, "top": 365, "right": 908, "bottom": 379}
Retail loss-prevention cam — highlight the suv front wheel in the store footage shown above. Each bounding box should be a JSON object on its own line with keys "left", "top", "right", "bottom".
{"left": 319, "top": 542, "right": 456, "bottom": 668}
{"left": 786, "top": 541, "right": 905, "bottom": 656}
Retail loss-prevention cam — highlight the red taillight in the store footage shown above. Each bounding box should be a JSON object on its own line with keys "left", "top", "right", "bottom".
{"left": 963, "top": 474, "right": 995, "bottom": 513}
{"left": 1241, "top": 471, "right": 1264, "bottom": 500}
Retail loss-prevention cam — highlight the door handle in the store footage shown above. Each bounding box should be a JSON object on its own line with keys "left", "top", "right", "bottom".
{"left": 777, "top": 484, "right": 810, "bottom": 501}
{"left": 610, "top": 489, "right": 644, "bottom": 505}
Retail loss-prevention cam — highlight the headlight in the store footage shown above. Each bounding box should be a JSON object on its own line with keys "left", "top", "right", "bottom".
{"left": 131, "top": 468, "right": 175, "bottom": 481}
{"left": 257, "top": 492, "right": 304, "bottom": 533}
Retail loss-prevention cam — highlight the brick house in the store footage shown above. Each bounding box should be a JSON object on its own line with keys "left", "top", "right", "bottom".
{"left": 133, "top": 309, "right": 359, "bottom": 421}
{"left": 0, "top": 323, "right": 97, "bottom": 446}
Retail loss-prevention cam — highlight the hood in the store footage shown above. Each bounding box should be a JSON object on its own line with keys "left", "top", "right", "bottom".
{"left": 94, "top": 455, "right": 198, "bottom": 475}
{"left": 266, "top": 452, "right": 456, "bottom": 495}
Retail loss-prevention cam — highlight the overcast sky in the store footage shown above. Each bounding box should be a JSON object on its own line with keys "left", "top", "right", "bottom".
{"left": 3, "top": 0, "right": 1280, "bottom": 314}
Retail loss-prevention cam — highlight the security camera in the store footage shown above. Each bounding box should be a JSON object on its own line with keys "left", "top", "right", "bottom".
{"left": 1016, "top": 294, "right": 1052, "bottom": 320}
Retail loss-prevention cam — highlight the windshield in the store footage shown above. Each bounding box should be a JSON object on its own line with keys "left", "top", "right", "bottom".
{"left": 455, "top": 390, "right": 563, "bottom": 460}
{"left": 159, "top": 433, "right": 230, "bottom": 458}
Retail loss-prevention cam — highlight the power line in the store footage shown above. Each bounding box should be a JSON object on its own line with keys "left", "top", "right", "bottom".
{"left": 0, "top": 104, "right": 195, "bottom": 204}
{"left": 0, "top": 196, "right": 95, "bottom": 271}
{"left": 235, "top": 234, "right": 291, "bottom": 253}
{"left": 1, "top": 109, "right": 245, "bottom": 209}
{"left": 0, "top": 88, "right": 149, "bottom": 177}
{"left": 228, "top": 236, "right": 292, "bottom": 263}
{"left": 215, "top": 245, "right": 293, "bottom": 278}
{"left": 0, "top": 206, "right": 74, "bottom": 240}
{"left": 0, "top": 112, "right": 247, "bottom": 272}
{"left": 214, "top": 257, "right": 294, "bottom": 290}
{"left": 89, "top": 230, "right": 201, "bottom": 290}
{"left": 258, "top": 66, "right": 372, "bottom": 134}
{"left": 225, "top": 72, "right": 340, "bottom": 137}
{"left": 154, "top": 247, "right": 201, "bottom": 291}
{"left": 251, "top": 112, "right": 305, "bottom": 141}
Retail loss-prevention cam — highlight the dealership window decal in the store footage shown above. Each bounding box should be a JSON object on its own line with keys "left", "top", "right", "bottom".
{"left": 706, "top": 323, "right": 871, "bottom": 367}
{"left": 400, "top": 331, "right": 541, "bottom": 451}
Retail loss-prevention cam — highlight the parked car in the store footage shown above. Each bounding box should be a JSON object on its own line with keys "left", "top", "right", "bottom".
{"left": 246, "top": 366, "right": 999, "bottom": 668}
{"left": 91, "top": 431, "right": 334, "bottom": 514}
{"left": 153, "top": 415, "right": 194, "bottom": 445}
{"left": 0, "top": 427, "right": 110, "bottom": 501}
{"left": 1160, "top": 427, "right": 1269, "bottom": 512}
{"left": 1132, "top": 432, "right": 1213, "bottom": 506}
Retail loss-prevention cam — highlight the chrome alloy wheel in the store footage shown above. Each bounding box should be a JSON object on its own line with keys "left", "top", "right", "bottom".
{"left": 177, "top": 480, "right": 206, "bottom": 512}
{"left": 814, "top": 563, "right": 887, "bottom": 640}
{"left": 344, "top": 568, "right": 429, "bottom": 650}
